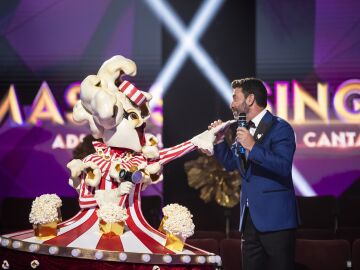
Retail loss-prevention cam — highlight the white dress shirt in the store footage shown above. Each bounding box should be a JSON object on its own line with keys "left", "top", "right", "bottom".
{"left": 249, "top": 109, "right": 267, "bottom": 136}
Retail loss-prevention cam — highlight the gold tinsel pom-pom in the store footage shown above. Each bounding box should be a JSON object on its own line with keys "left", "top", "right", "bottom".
{"left": 184, "top": 155, "right": 241, "bottom": 208}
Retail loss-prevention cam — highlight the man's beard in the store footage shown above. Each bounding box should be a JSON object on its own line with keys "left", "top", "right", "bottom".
{"left": 232, "top": 103, "right": 248, "bottom": 120}
{"left": 232, "top": 110, "right": 240, "bottom": 120}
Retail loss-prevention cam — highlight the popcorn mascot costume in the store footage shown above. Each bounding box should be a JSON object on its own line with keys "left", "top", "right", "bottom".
{"left": 1, "top": 55, "right": 232, "bottom": 265}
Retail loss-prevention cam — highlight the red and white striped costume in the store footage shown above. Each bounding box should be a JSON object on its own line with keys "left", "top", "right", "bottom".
{"left": 79, "top": 140, "right": 196, "bottom": 209}
{"left": 3, "top": 140, "right": 212, "bottom": 255}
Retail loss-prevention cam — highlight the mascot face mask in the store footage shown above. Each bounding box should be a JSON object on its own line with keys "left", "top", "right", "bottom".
{"left": 72, "top": 55, "right": 151, "bottom": 152}
{"left": 102, "top": 81, "right": 151, "bottom": 151}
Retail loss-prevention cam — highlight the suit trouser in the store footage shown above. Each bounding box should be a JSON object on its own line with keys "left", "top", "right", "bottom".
{"left": 241, "top": 208, "right": 296, "bottom": 270}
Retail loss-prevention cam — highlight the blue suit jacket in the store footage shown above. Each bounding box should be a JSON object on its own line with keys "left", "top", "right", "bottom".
{"left": 214, "top": 111, "right": 299, "bottom": 232}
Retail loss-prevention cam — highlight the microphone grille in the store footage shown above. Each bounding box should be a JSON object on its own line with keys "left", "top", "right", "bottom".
{"left": 131, "top": 171, "right": 143, "bottom": 184}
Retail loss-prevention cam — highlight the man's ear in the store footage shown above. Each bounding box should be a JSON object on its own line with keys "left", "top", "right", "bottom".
{"left": 247, "top": 93, "right": 255, "bottom": 106}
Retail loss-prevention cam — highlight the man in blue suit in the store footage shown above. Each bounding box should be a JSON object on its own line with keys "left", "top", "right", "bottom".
{"left": 209, "top": 78, "right": 299, "bottom": 270}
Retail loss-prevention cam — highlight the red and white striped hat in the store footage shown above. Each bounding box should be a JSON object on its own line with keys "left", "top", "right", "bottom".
{"left": 118, "top": 80, "right": 146, "bottom": 106}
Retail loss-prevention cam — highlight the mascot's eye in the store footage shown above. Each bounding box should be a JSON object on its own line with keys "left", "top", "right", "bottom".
{"left": 129, "top": 112, "right": 139, "bottom": 120}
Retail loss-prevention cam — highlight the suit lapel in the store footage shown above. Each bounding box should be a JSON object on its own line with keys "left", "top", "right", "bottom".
{"left": 253, "top": 111, "right": 275, "bottom": 144}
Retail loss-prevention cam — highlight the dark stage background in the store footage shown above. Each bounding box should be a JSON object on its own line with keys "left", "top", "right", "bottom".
{"left": 162, "top": 0, "right": 255, "bottom": 230}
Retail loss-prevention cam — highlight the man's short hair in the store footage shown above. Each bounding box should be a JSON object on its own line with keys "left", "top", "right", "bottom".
{"left": 231, "top": 78, "right": 267, "bottom": 108}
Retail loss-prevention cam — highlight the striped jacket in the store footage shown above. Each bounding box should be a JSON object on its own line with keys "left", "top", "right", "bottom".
{"left": 79, "top": 140, "right": 196, "bottom": 208}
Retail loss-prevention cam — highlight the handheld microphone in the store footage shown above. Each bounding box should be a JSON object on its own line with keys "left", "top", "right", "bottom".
{"left": 119, "top": 169, "right": 143, "bottom": 184}
{"left": 237, "top": 113, "right": 246, "bottom": 155}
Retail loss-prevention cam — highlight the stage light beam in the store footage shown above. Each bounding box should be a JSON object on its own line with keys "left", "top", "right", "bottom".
{"left": 143, "top": 0, "right": 230, "bottom": 108}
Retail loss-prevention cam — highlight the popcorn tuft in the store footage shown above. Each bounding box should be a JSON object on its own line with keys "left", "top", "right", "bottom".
{"left": 29, "top": 194, "right": 62, "bottom": 225}
{"left": 163, "top": 212, "right": 195, "bottom": 239}
{"left": 162, "top": 204, "right": 194, "bottom": 239}
{"left": 162, "top": 203, "right": 193, "bottom": 218}
{"left": 97, "top": 203, "right": 128, "bottom": 223}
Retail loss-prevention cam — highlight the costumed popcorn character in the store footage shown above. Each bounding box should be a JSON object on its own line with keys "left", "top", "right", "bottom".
{"left": 0, "top": 55, "right": 230, "bottom": 265}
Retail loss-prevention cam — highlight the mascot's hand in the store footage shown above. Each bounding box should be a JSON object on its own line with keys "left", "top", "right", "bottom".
{"left": 212, "top": 119, "right": 236, "bottom": 134}
{"left": 119, "top": 181, "right": 134, "bottom": 195}
{"left": 191, "top": 120, "right": 236, "bottom": 156}
{"left": 209, "top": 119, "right": 236, "bottom": 144}
{"left": 190, "top": 130, "right": 215, "bottom": 156}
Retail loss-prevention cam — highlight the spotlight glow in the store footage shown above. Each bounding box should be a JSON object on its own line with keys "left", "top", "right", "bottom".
{"left": 143, "top": 0, "right": 230, "bottom": 109}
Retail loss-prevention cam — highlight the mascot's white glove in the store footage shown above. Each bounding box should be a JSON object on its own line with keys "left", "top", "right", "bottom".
{"left": 190, "top": 120, "right": 236, "bottom": 155}
{"left": 119, "top": 181, "right": 135, "bottom": 195}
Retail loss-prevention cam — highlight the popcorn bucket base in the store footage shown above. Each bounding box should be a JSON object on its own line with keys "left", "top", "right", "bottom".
{"left": 99, "top": 220, "right": 124, "bottom": 236}
{"left": 158, "top": 216, "right": 167, "bottom": 234}
{"left": 165, "top": 233, "right": 185, "bottom": 252}
{"left": 34, "top": 221, "right": 58, "bottom": 240}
